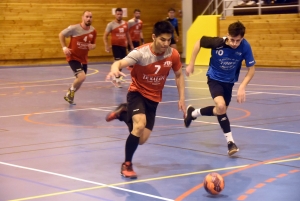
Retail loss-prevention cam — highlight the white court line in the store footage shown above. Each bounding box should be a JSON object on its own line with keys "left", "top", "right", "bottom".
{"left": 156, "top": 116, "right": 300, "bottom": 135}
{"left": 1, "top": 102, "right": 299, "bottom": 136}
{"left": 0, "top": 162, "right": 173, "bottom": 201}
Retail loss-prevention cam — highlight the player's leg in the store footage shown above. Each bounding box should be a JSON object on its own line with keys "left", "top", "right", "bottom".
{"left": 170, "top": 37, "right": 177, "bottom": 49}
{"left": 64, "top": 60, "right": 86, "bottom": 105}
{"left": 111, "top": 46, "right": 127, "bottom": 88}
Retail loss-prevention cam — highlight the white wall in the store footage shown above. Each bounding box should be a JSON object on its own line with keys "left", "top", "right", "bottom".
{"left": 181, "top": 0, "right": 193, "bottom": 58}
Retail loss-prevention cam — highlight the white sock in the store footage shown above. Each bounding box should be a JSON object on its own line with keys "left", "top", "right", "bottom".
{"left": 70, "top": 85, "right": 76, "bottom": 91}
{"left": 224, "top": 132, "right": 234, "bottom": 143}
{"left": 192, "top": 108, "right": 201, "bottom": 118}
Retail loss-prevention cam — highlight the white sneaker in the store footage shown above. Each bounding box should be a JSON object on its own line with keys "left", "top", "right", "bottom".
{"left": 112, "top": 77, "right": 122, "bottom": 88}
{"left": 257, "top": 1, "right": 264, "bottom": 4}
{"left": 238, "top": 1, "right": 246, "bottom": 5}
{"left": 246, "top": 1, "right": 256, "bottom": 5}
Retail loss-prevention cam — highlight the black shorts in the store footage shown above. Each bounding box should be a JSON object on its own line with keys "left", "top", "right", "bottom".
{"left": 207, "top": 77, "right": 234, "bottom": 106}
{"left": 68, "top": 60, "right": 87, "bottom": 75}
{"left": 128, "top": 41, "right": 140, "bottom": 51}
{"left": 170, "top": 37, "right": 176, "bottom": 45}
{"left": 126, "top": 91, "right": 159, "bottom": 132}
{"left": 111, "top": 45, "right": 127, "bottom": 60}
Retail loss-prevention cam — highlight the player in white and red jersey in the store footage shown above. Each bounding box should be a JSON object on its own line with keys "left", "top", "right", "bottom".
{"left": 103, "top": 8, "right": 133, "bottom": 88}
{"left": 105, "top": 21, "right": 186, "bottom": 179}
{"left": 128, "top": 9, "right": 144, "bottom": 49}
{"left": 59, "top": 11, "right": 97, "bottom": 105}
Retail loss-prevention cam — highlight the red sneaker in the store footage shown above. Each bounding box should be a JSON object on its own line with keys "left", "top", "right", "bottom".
{"left": 121, "top": 161, "right": 137, "bottom": 179}
{"left": 105, "top": 103, "right": 127, "bottom": 122}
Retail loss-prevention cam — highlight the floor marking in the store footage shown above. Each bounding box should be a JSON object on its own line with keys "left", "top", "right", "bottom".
{"left": 0, "top": 67, "right": 99, "bottom": 86}
{"left": 265, "top": 178, "right": 276, "bottom": 182}
{"left": 0, "top": 162, "right": 173, "bottom": 201}
{"left": 3, "top": 158, "right": 300, "bottom": 200}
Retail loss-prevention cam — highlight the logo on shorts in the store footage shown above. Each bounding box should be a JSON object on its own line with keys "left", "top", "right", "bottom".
{"left": 133, "top": 109, "right": 139, "bottom": 112}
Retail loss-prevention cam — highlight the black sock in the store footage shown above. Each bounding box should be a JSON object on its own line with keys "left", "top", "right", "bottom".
{"left": 200, "top": 106, "right": 215, "bottom": 116}
{"left": 119, "top": 111, "right": 133, "bottom": 132}
{"left": 217, "top": 113, "right": 231, "bottom": 133}
{"left": 125, "top": 133, "right": 140, "bottom": 162}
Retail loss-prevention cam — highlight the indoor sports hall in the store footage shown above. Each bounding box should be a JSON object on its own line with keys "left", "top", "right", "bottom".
{"left": 1, "top": 0, "right": 300, "bottom": 201}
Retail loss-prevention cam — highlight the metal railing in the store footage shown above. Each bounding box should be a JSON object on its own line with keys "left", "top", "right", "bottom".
{"left": 201, "top": 0, "right": 300, "bottom": 19}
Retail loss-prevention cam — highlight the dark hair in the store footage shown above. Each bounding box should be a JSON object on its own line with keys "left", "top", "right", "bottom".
{"left": 168, "top": 8, "right": 175, "bottom": 12}
{"left": 228, "top": 21, "right": 245, "bottom": 37}
{"left": 115, "top": 8, "right": 123, "bottom": 13}
{"left": 134, "top": 9, "right": 141, "bottom": 13}
{"left": 153, "top": 21, "right": 174, "bottom": 37}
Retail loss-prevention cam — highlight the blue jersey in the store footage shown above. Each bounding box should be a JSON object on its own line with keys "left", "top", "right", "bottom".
{"left": 166, "top": 18, "right": 179, "bottom": 38}
{"left": 201, "top": 36, "right": 255, "bottom": 83}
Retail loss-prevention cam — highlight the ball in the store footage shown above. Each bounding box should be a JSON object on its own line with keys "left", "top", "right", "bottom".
{"left": 203, "top": 172, "right": 225, "bottom": 195}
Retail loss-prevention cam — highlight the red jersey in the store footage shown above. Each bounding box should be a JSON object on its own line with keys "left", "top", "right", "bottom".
{"left": 128, "top": 18, "right": 143, "bottom": 42}
{"left": 105, "top": 20, "right": 128, "bottom": 47}
{"left": 123, "top": 43, "right": 182, "bottom": 102}
{"left": 61, "top": 24, "right": 97, "bottom": 64}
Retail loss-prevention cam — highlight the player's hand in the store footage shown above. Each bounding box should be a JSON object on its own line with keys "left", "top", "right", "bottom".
{"left": 88, "top": 43, "right": 95, "bottom": 50}
{"left": 106, "top": 70, "right": 127, "bottom": 81}
{"left": 62, "top": 47, "right": 71, "bottom": 56}
{"left": 185, "top": 64, "right": 194, "bottom": 77}
{"left": 105, "top": 45, "right": 111, "bottom": 53}
{"left": 237, "top": 87, "right": 246, "bottom": 103}
{"left": 178, "top": 99, "right": 186, "bottom": 117}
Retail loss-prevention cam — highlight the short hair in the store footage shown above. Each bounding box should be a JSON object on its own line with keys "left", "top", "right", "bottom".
{"left": 82, "top": 10, "right": 91, "bottom": 15}
{"left": 228, "top": 21, "right": 246, "bottom": 37}
{"left": 115, "top": 8, "right": 123, "bottom": 13}
{"left": 168, "top": 8, "right": 175, "bottom": 12}
{"left": 134, "top": 9, "right": 141, "bottom": 13}
{"left": 153, "top": 21, "right": 174, "bottom": 37}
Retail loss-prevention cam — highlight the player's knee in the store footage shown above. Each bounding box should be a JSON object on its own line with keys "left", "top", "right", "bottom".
{"left": 77, "top": 72, "right": 86, "bottom": 82}
{"left": 216, "top": 104, "right": 226, "bottom": 114}
{"left": 132, "top": 121, "right": 146, "bottom": 136}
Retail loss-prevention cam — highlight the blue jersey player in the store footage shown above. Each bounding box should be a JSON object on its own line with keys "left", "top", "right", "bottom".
{"left": 166, "top": 8, "right": 179, "bottom": 49}
{"left": 184, "top": 21, "right": 255, "bottom": 156}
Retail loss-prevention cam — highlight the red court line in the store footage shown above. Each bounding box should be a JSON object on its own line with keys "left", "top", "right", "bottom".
{"left": 237, "top": 168, "right": 300, "bottom": 200}
{"left": 237, "top": 195, "right": 247, "bottom": 200}
{"left": 174, "top": 153, "right": 300, "bottom": 201}
{"left": 276, "top": 173, "right": 287, "bottom": 178}
{"left": 245, "top": 189, "right": 256, "bottom": 194}
{"left": 265, "top": 178, "right": 276, "bottom": 183}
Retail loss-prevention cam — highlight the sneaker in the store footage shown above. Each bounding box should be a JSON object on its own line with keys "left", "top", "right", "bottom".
{"left": 64, "top": 89, "right": 76, "bottom": 105}
{"left": 105, "top": 103, "right": 127, "bottom": 122}
{"left": 184, "top": 105, "right": 197, "bottom": 128}
{"left": 112, "top": 77, "right": 122, "bottom": 88}
{"left": 227, "top": 141, "right": 239, "bottom": 156}
{"left": 121, "top": 162, "right": 137, "bottom": 179}
{"left": 246, "top": 0, "right": 256, "bottom": 5}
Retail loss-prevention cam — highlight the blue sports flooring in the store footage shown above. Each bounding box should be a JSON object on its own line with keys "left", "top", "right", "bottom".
{"left": 0, "top": 64, "right": 299, "bottom": 201}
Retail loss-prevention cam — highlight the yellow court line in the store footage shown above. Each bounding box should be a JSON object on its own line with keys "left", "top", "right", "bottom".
{"left": 9, "top": 156, "right": 300, "bottom": 201}
{"left": 9, "top": 165, "right": 247, "bottom": 201}
{"left": 0, "top": 67, "right": 99, "bottom": 86}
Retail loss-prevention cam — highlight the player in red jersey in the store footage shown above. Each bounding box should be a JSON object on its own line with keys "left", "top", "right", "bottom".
{"left": 103, "top": 8, "right": 133, "bottom": 88}
{"left": 105, "top": 21, "right": 186, "bottom": 179}
{"left": 59, "top": 11, "right": 97, "bottom": 105}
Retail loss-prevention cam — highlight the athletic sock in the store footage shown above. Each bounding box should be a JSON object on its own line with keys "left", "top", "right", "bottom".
{"left": 217, "top": 113, "right": 231, "bottom": 133}
{"left": 200, "top": 106, "right": 215, "bottom": 116}
{"left": 70, "top": 85, "right": 76, "bottom": 91}
{"left": 125, "top": 133, "right": 140, "bottom": 162}
{"left": 224, "top": 132, "right": 234, "bottom": 143}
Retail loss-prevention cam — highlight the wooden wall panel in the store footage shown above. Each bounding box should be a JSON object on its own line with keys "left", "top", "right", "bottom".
{"left": 0, "top": 0, "right": 182, "bottom": 65}
{"left": 219, "top": 14, "right": 300, "bottom": 67}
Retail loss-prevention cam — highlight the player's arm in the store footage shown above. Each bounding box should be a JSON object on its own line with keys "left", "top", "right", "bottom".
{"left": 174, "top": 67, "right": 186, "bottom": 116}
{"left": 58, "top": 29, "right": 71, "bottom": 56}
{"left": 237, "top": 65, "right": 255, "bottom": 103}
{"left": 140, "top": 31, "right": 144, "bottom": 44}
{"left": 126, "top": 30, "right": 134, "bottom": 50}
{"left": 103, "top": 31, "right": 110, "bottom": 52}
{"left": 186, "top": 36, "right": 224, "bottom": 76}
{"left": 88, "top": 31, "right": 97, "bottom": 50}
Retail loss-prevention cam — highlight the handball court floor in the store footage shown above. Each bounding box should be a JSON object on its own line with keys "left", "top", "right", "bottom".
{"left": 0, "top": 63, "right": 300, "bottom": 201}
